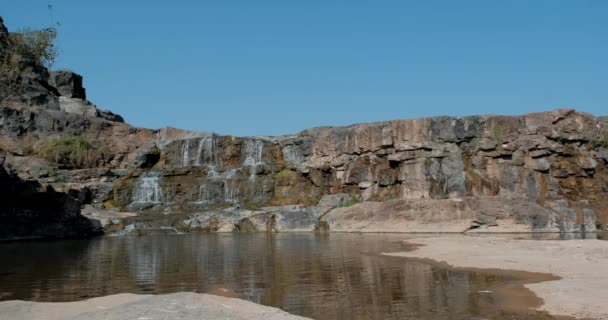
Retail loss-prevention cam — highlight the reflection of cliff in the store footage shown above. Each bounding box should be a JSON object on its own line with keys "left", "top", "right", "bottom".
{"left": 0, "top": 234, "right": 547, "bottom": 319}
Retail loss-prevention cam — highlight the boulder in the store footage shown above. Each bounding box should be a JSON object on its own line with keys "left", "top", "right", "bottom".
{"left": 321, "top": 197, "right": 560, "bottom": 233}
{"left": 58, "top": 96, "right": 97, "bottom": 117}
{"left": 49, "top": 71, "right": 86, "bottom": 99}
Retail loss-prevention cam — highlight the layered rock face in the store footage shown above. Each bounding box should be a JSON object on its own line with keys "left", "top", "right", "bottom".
{"left": 1, "top": 16, "right": 607, "bottom": 235}
{"left": 111, "top": 109, "right": 606, "bottom": 233}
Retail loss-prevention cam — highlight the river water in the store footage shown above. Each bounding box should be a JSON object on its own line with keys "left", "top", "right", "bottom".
{"left": 0, "top": 233, "right": 587, "bottom": 319}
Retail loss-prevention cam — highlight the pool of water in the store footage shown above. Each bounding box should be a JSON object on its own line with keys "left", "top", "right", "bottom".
{"left": 0, "top": 233, "right": 568, "bottom": 319}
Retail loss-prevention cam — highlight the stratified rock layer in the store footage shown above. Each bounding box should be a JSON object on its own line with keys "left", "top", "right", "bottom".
{"left": 105, "top": 109, "right": 607, "bottom": 233}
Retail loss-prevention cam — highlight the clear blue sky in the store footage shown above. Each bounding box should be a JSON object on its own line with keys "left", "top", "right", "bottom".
{"left": 3, "top": 1, "right": 607, "bottom": 136}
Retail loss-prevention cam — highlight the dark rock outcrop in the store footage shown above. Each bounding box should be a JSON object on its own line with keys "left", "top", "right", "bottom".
{"left": 49, "top": 71, "right": 86, "bottom": 99}
{"left": 0, "top": 154, "right": 102, "bottom": 240}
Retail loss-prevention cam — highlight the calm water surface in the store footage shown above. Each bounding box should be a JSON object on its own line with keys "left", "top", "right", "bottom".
{"left": 0, "top": 233, "right": 585, "bottom": 320}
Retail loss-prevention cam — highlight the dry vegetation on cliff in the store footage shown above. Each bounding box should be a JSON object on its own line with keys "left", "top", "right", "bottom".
{"left": 35, "top": 136, "right": 110, "bottom": 169}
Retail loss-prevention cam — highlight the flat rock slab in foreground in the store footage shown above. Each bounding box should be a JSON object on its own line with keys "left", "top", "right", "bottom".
{"left": 0, "top": 292, "right": 310, "bottom": 320}
{"left": 385, "top": 236, "right": 608, "bottom": 320}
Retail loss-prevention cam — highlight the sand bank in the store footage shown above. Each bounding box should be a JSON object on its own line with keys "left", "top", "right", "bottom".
{"left": 385, "top": 235, "right": 608, "bottom": 319}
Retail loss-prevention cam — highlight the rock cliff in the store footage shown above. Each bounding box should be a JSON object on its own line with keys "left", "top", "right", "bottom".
{"left": 1, "top": 16, "right": 607, "bottom": 236}
{"left": 108, "top": 108, "right": 606, "bottom": 233}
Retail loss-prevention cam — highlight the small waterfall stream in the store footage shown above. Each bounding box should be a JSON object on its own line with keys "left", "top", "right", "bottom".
{"left": 195, "top": 135, "right": 221, "bottom": 167}
{"left": 176, "top": 137, "right": 267, "bottom": 205}
{"left": 132, "top": 172, "right": 163, "bottom": 203}
{"left": 181, "top": 140, "right": 191, "bottom": 167}
{"left": 244, "top": 139, "right": 264, "bottom": 181}
{"left": 198, "top": 169, "right": 241, "bottom": 204}
{"left": 244, "top": 139, "right": 264, "bottom": 166}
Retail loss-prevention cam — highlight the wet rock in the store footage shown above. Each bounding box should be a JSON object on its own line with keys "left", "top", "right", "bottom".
{"left": 582, "top": 208, "right": 598, "bottom": 232}
{"left": 267, "top": 205, "right": 321, "bottom": 231}
{"left": 81, "top": 205, "right": 136, "bottom": 229}
{"left": 546, "top": 200, "right": 580, "bottom": 232}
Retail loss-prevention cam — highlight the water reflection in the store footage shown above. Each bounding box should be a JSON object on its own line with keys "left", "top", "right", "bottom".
{"left": 0, "top": 233, "right": 565, "bottom": 319}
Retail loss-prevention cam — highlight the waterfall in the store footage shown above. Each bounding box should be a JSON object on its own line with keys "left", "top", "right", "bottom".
{"left": 224, "top": 179, "right": 240, "bottom": 203}
{"left": 243, "top": 139, "right": 264, "bottom": 181}
{"left": 197, "top": 169, "right": 241, "bottom": 205}
{"left": 243, "top": 139, "right": 264, "bottom": 166}
{"left": 198, "top": 180, "right": 225, "bottom": 204}
{"left": 132, "top": 172, "right": 163, "bottom": 203}
{"left": 181, "top": 140, "right": 191, "bottom": 167}
{"left": 195, "top": 135, "right": 220, "bottom": 167}
{"left": 207, "top": 166, "right": 220, "bottom": 179}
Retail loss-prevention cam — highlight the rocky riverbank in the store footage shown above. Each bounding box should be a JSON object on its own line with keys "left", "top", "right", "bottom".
{"left": 385, "top": 236, "right": 608, "bottom": 319}
{"left": 0, "top": 292, "right": 309, "bottom": 320}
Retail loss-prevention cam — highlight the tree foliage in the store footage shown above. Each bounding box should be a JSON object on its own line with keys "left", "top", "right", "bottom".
{"left": 9, "top": 27, "right": 58, "bottom": 68}
{"left": 1, "top": 27, "right": 59, "bottom": 95}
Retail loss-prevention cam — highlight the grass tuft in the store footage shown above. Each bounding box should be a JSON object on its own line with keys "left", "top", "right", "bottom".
{"left": 36, "top": 136, "right": 110, "bottom": 169}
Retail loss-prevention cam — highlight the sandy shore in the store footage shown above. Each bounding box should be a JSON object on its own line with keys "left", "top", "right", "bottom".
{"left": 0, "top": 292, "right": 309, "bottom": 320}
{"left": 385, "top": 235, "right": 608, "bottom": 320}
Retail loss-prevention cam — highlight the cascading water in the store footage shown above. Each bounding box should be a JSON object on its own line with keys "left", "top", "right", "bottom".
{"left": 244, "top": 139, "right": 264, "bottom": 166}
{"left": 195, "top": 135, "right": 221, "bottom": 167}
{"left": 132, "top": 172, "right": 163, "bottom": 203}
{"left": 181, "top": 140, "right": 191, "bottom": 167}
{"left": 198, "top": 180, "right": 225, "bottom": 204}
{"left": 243, "top": 139, "right": 264, "bottom": 181}
{"left": 187, "top": 138, "right": 265, "bottom": 206}
{"left": 197, "top": 169, "right": 241, "bottom": 205}
{"left": 224, "top": 179, "right": 240, "bottom": 203}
